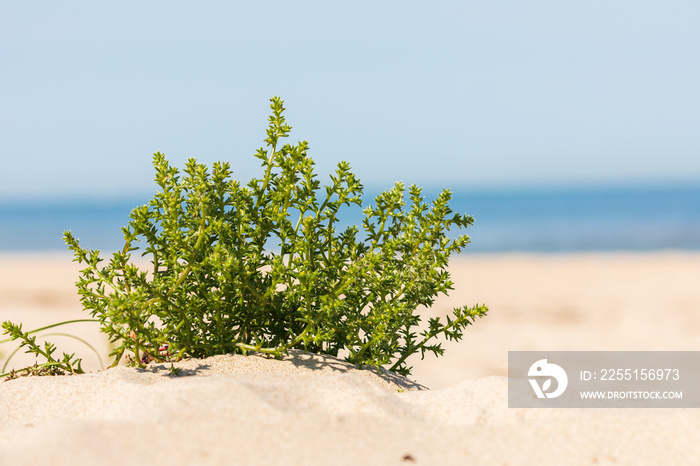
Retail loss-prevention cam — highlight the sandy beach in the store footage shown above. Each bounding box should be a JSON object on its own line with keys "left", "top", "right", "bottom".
{"left": 1, "top": 251, "right": 699, "bottom": 465}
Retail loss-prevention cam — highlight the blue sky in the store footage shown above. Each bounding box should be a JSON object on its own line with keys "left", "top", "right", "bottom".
{"left": 1, "top": 1, "right": 699, "bottom": 200}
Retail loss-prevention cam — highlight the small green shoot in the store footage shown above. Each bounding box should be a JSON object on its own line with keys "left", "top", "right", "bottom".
{"left": 1, "top": 321, "right": 85, "bottom": 380}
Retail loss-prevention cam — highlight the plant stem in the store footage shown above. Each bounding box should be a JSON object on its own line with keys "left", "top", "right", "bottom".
{"left": 0, "top": 319, "right": 98, "bottom": 345}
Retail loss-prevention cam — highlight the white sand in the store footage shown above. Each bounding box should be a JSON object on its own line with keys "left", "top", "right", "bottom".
{"left": 1, "top": 252, "right": 700, "bottom": 465}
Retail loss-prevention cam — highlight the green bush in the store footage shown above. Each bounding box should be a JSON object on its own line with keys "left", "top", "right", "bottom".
{"left": 7, "top": 97, "right": 487, "bottom": 378}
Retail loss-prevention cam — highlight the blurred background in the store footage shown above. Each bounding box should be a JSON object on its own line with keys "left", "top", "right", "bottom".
{"left": 2, "top": 2, "right": 700, "bottom": 386}
{"left": 1, "top": 1, "right": 699, "bottom": 252}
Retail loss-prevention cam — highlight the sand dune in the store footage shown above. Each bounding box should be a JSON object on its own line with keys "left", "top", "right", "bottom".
{"left": 2, "top": 350, "right": 698, "bottom": 465}
{"left": 2, "top": 252, "right": 699, "bottom": 465}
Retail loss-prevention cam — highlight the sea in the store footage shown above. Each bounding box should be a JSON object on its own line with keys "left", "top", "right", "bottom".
{"left": 1, "top": 184, "right": 699, "bottom": 253}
